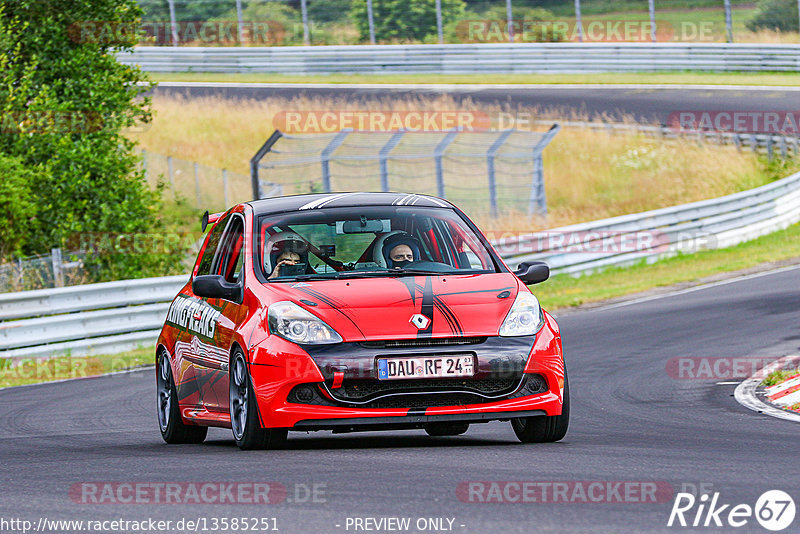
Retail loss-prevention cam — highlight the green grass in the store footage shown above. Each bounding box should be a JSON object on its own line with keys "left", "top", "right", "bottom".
{"left": 150, "top": 71, "right": 800, "bottom": 86}
{"left": 762, "top": 368, "right": 800, "bottom": 387}
{"left": 533, "top": 222, "right": 800, "bottom": 311}
{"left": 0, "top": 348, "right": 153, "bottom": 388}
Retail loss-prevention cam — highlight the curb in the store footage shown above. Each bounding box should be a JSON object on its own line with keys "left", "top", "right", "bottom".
{"left": 734, "top": 354, "right": 800, "bottom": 423}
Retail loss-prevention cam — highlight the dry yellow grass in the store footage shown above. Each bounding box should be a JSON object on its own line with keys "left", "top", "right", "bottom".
{"left": 128, "top": 94, "right": 787, "bottom": 231}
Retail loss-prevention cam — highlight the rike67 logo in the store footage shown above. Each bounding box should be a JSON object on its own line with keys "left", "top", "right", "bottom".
{"left": 668, "top": 490, "right": 796, "bottom": 531}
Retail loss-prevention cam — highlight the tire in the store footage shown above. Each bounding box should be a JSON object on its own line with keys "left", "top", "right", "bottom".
{"left": 156, "top": 350, "right": 208, "bottom": 444}
{"left": 229, "top": 349, "right": 288, "bottom": 450}
{"left": 511, "top": 370, "right": 570, "bottom": 443}
{"left": 424, "top": 422, "right": 470, "bottom": 437}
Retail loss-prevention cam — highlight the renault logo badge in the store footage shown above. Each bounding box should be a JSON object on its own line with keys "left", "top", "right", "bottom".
{"left": 410, "top": 313, "right": 430, "bottom": 329}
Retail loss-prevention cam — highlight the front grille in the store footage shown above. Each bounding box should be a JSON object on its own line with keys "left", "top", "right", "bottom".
{"left": 363, "top": 393, "right": 490, "bottom": 409}
{"left": 337, "top": 376, "right": 519, "bottom": 400}
{"left": 360, "top": 337, "right": 486, "bottom": 349}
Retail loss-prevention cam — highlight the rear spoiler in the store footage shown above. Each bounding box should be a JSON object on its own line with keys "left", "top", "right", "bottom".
{"left": 201, "top": 211, "right": 225, "bottom": 232}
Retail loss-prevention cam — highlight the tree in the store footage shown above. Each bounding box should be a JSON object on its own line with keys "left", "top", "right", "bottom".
{"left": 350, "top": 0, "right": 466, "bottom": 43}
{"left": 746, "top": 0, "right": 799, "bottom": 32}
{"left": 0, "top": 1, "right": 166, "bottom": 278}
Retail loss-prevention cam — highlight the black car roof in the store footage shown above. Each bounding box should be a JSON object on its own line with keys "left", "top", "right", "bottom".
{"left": 247, "top": 192, "right": 455, "bottom": 215}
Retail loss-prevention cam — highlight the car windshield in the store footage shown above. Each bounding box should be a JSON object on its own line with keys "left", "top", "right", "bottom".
{"left": 257, "top": 205, "right": 499, "bottom": 281}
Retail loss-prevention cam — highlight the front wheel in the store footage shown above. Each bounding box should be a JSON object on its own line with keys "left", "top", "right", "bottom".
{"left": 230, "top": 349, "right": 288, "bottom": 450}
{"left": 156, "top": 350, "right": 208, "bottom": 444}
{"left": 511, "top": 371, "right": 570, "bottom": 443}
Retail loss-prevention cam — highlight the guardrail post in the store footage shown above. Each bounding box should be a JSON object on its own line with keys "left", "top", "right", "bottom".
{"left": 487, "top": 130, "right": 514, "bottom": 218}
{"left": 379, "top": 131, "right": 405, "bottom": 192}
{"left": 194, "top": 162, "right": 201, "bottom": 208}
{"left": 434, "top": 131, "right": 458, "bottom": 198}
{"left": 321, "top": 130, "right": 351, "bottom": 193}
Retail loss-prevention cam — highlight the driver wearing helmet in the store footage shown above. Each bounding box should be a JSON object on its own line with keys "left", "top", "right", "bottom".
{"left": 266, "top": 232, "right": 310, "bottom": 279}
{"left": 380, "top": 232, "right": 422, "bottom": 269}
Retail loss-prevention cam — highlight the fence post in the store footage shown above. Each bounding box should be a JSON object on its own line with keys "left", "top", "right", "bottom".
{"left": 301, "top": 0, "right": 310, "bottom": 45}
{"left": 321, "top": 130, "right": 351, "bottom": 193}
{"left": 141, "top": 150, "right": 148, "bottom": 182}
{"left": 167, "top": 156, "right": 175, "bottom": 198}
{"left": 505, "top": 0, "right": 514, "bottom": 43}
{"left": 236, "top": 0, "right": 244, "bottom": 44}
{"left": 250, "top": 130, "right": 284, "bottom": 200}
{"left": 487, "top": 130, "right": 514, "bottom": 218}
{"left": 51, "top": 248, "right": 64, "bottom": 288}
{"left": 366, "top": 0, "right": 376, "bottom": 44}
{"left": 222, "top": 169, "right": 230, "bottom": 208}
{"left": 379, "top": 131, "right": 405, "bottom": 192}
{"left": 528, "top": 124, "right": 560, "bottom": 216}
{"left": 194, "top": 162, "right": 201, "bottom": 208}
{"left": 724, "top": 0, "right": 733, "bottom": 43}
{"left": 435, "top": 0, "right": 444, "bottom": 44}
{"left": 648, "top": 0, "right": 656, "bottom": 42}
{"left": 750, "top": 134, "right": 758, "bottom": 155}
{"left": 434, "top": 131, "right": 458, "bottom": 198}
{"left": 574, "top": 0, "right": 583, "bottom": 42}
{"left": 167, "top": 0, "right": 179, "bottom": 46}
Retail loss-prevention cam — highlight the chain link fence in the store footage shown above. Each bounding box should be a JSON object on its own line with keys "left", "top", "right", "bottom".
{"left": 251, "top": 126, "right": 559, "bottom": 218}
{"left": 128, "top": 0, "right": 777, "bottom": 47}
{"left": 0, "top": 249, "right": 86, "bottom": 293}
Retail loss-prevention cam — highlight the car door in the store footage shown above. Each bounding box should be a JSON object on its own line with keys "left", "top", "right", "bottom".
{"left": 169, "top": 213, "right": 229, "bottom": 411}
{"left": 193, "top": 213, "right": 249, "bottom": 413}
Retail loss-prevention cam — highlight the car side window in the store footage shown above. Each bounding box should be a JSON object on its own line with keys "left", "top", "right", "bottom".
{"left": 215, "top": 216, "right": 245, "bottom": 284}
{"left": 195, "top": 214, "right": 230, "bottom": 276}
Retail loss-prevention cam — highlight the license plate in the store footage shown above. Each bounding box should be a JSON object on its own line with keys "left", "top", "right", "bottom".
{"left": 377, "top": 354, "right": 474, "bottom": 380}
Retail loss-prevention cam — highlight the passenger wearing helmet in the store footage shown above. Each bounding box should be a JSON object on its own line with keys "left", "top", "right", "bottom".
{"left": 265, "top": 232, "right": 310, "bottom": 279}
{"left": 381, "top": 232, "right": 422, "bottom": 269}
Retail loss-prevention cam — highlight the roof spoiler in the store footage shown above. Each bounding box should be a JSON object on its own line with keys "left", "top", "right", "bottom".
{"left": 201, "top": 210, "right": 224, "bottom": 233}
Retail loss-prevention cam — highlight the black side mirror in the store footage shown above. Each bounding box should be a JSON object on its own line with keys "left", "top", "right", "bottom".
{"left": 193, "top": 275, "right": 242, "bottom": 301}
{"left": 514, "top": 261, "right": 550, "bottom": 285}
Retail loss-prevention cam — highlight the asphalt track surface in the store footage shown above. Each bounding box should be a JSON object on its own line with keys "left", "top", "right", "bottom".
{"left": 2, "top": 266, "right": 799, "bottom": 533}
{"left": 152, "top": 83, "right": 800, "bottom": 125}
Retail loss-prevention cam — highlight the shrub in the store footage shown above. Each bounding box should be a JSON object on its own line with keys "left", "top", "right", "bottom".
{"left": 747, "top": 0, "right": 800, "bottom": 32}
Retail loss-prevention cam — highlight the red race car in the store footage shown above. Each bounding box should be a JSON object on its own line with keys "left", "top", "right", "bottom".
{"left": 156, "top": 192, "right": 568, "bottom": 449}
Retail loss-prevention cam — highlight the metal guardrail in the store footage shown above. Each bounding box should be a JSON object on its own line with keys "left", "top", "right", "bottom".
{"left": 118, "top": 44, "right": 800, "bottom": 74}
{"left": 500, "top": 171, "right": 800, "bottom": 274}
{"left": 2, "top": 168, "right": 800, "bottom": 360}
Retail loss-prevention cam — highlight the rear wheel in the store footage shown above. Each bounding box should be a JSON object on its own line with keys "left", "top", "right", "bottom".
{"left": 512, "top": 371, "right": 570, "bottom": 443}
{"left": 424, "top": 422, "right": 469, "bottom": 436}
{"left": 156, "top": 350, "right": 207, "bottom": 444}
{"left": 230, "top": 349, "right": 288, "bottom": 450}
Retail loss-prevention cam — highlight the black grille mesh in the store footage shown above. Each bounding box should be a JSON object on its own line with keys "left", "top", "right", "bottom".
{"left": 337, "top": 376, "right": 518, "bottom": 400}
{"left": 359, "top": 337, "right": 486, "bottom": 349}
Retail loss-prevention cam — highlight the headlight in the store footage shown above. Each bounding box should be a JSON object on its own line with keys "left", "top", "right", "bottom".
{"left": 267, "top": 301, "right": 343, "bottom": 345}
{"left": 499, "top": 291, "right": 544, "bottom": 337}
